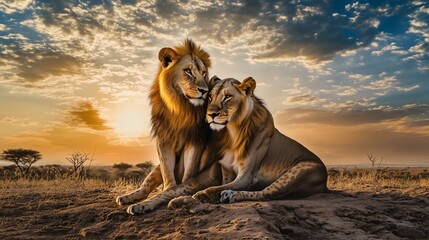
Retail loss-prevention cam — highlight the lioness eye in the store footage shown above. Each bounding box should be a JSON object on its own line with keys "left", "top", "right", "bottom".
{"left": 202, "top": 71, "right": 207, "bottom": 77}
{"left": 223, "top": 94, "right": 232, "bottom": 101}
{"left": 208, "top": 94, "right": 212, "bottom": 101}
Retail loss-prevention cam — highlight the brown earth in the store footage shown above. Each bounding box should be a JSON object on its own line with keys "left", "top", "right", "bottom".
{"left": 0, "top": 169, "right": 428, "bottom": 240}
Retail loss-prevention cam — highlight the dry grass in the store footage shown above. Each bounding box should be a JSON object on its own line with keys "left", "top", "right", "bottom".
{"left": 0, "top": 165, "right": 428, "bottom": 239}
{"left": 328, "top": 167, "right": 429, "bottom": 196}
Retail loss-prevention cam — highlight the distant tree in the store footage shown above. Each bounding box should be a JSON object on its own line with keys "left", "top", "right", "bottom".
{"left": 367, "top": 153, "right": 385, "bottom": 193}
{"left": 0, "top": 148, "right": 42, "bottom": 176}
{"left": 66, "top": 151, "right": 93, "bottom": 175}
{"left": 136, "top": 161, "right": 154, "bottom": 171}
{"left": 113, "top": 163, "right": 132, "bottom": 173}
{"left": 113, "top": 162, "right": 132, "bottom": 178}
{"left": 367, "top": 153, "right": 384, "bottom": 168}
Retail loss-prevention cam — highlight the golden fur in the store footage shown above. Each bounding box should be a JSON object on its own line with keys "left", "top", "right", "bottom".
{"left": 192, "top": 76, "right": 328, "bottom": 203}
{"left": 120, "top": 76, "right": 328, "bottom": 215}
{"left": 116, "top": 39, "right": 213, "bottom": 207}
{"left": 150, "top": 39, "right": 211, "bottom": 151}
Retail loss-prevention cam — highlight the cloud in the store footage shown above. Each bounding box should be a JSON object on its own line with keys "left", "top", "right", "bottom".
{"left": 0, "top": 35, "right": 83, "bottom": 83}
{"left": 3, "top": 0, "right": 426, "bottom": 70}
{"left": 0, "top": 116, "right": 37, "bottom": 127}
{"left": 336, "top": 87, "right": 358, "bottom": 96}
{"left": 67, "top": 102, "right": 111, "bottom": 131}
{"left": 274, "top": 105, "right": 429, "bottom": 164}
{"left": 0, "top": 0, "right": 32, "bottom": 14}
{"left": 323, "top": 98, "right": 378, "bottom": 110}
{"left": 284, "top": 94, "right": 326, "bottom": 106}
{"left": 362, "top": 75, "right": 397, "bottom": 90}
{"left": 408, "top": 5, "right": 429, "bottom": 38}
{"left": 348, "top": 73, "right": 372, "bottom": 81}
{"left": 275, "top": 105, "right": 429, "bottom": 130}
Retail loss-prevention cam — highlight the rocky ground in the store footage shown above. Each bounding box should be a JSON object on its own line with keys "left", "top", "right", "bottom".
{"left": 0, "top": 169, "right": 428, "bottom": 239}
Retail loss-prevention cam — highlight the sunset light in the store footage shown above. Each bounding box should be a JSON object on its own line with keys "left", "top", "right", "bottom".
{"left": 0, "top": 0, "right": 428, "bottom": 166}
{"left": 110, "top": 106, "right": 148, "bottom": 140}
{"left": 1, "top": 1, "right": 428, "bottom": 239}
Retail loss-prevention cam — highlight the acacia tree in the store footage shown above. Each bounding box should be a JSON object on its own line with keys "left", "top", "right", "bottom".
{"left": 113, "top": 162, "right": 132, "bottom": 177}
{"left": 136, "top": 161, "right": 154, "bottom": 171}
{"left": 113, "top": 163, "right": 132, "bottom": 172}
{"left": 66, "top": 151, "right": 93, "bottom": 176}
{"left": 0, "top": 148, "right": 42, "bottom": 176}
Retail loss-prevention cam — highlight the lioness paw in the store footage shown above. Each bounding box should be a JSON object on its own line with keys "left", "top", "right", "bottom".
{"left": 127, "top": 204, "right": 150, "bottom": 215}
{"left": 220, "top": 190, "right": 237, "bottom": 203}
{"left": 192, "top": 190, "right": 218, "bottom": 203}
{"left": 168, "top": 196, "right": 199, "bottom": 209}
{"left": 116, "top": 196, "right": 127, "bottom": 206}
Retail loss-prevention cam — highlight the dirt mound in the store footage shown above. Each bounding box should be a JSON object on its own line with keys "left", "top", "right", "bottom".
{"left": 1, "top": 182, "right": 427, "bottom": 239}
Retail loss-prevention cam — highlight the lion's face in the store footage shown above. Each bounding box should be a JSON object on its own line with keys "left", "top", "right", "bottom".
{"left": 174, "top": 55, "right": 209, "bottom": 106}
{"left": 206, "top": 77, "right": 256, "bottom": 131}
{"left": 158, "top": 46, "right": 210, "bottom": 108}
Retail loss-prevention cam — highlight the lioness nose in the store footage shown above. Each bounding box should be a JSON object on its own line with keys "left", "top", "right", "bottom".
{"left": 208, "top": 112, "right": 219, "bottom": 119}
{"left": 197, "top": 87, "right": 208, "bottom": 95}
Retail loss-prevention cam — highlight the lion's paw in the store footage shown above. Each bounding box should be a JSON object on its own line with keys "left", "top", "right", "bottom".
{"left": 192, "top": 190, "right": 215, "bottom": 203}
{"left": 127, "top": 203, "right": 150, "bottom": 215}
{"left": 220, "top": 190, "right": 237, "bottom": 203}
{"left": 116, "top": 196, "right": 127, "bottom": 206}
{"left": 168, "top": 196, "right": 199, "bottom": 209}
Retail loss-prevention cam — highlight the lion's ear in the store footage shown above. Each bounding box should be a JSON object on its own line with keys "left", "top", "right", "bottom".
{"left": 209, "top": 75, "right": 221, "bottom": 89}
{"left": 239, "top": 77, "right": 256, "bottom": 96}
{"left": 158, "top": 47, "right": 178, "bottom": 68}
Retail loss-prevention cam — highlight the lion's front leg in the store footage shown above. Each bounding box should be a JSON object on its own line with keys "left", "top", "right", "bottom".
{"left": 192, "top": 172, "right": 253, "bottom": 203}
{"left": 126, "top": 163, "right": 222, "bottom": 215}
{"left": 116, "top": 164, "right": 162, "bottom": 205}
{"left": 181, "top": 143, "right": 204, "bottom": 182}
{"left": 157, "top": 140, "right": 177, "bottom": 189}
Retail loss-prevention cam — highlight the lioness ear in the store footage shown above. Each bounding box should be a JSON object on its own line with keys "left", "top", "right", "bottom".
{"left": 239, "top": 77, "right": 256, "bottom": 96}
{"left": 158, "top": 47, "right": 178, "bottom": 68}
{"left": 209, "top": 75, "right": 221, "bottom": 89}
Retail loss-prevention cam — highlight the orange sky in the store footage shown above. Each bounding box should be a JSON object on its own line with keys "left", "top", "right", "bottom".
{"left": 1, "top": 0, "right": 428, "bottom": 167}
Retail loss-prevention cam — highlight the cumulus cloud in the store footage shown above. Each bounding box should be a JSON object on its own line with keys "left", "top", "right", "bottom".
{"left": 0, "top": 0, "right": 32, "bottom": 14}
{"left": 2, "top": 0, "right": 427, "bottom": 74}
{"left": 15, "top": 0, "right": 404, "bottom": 65}
{"left": 0, "top": 34, "right": 83, "bottom": 83}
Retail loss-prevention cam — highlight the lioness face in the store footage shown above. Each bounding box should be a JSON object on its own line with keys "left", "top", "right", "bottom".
{"left": 158, "top": 47, "right": 209, "bottom": 107}
{"left": 206, "top": 77, "right": 256, "bottom": 131}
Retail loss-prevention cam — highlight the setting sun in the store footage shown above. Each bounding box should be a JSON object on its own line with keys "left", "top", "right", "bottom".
{"left": 110, "top": 105, "right": 149, "bottom": 140}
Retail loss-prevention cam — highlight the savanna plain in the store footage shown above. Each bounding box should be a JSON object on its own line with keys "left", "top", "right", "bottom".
{"left": 0, "top": 162, "right": 428, "bottom": 240}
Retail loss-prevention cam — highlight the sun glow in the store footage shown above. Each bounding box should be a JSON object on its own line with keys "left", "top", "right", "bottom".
{"left": 110, "top": 105, "right": 149, "bottom": 139}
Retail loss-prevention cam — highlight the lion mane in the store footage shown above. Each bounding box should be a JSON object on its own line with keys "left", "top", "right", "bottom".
{"left": 149, "top": 39, "right": 211, "bottom": 172}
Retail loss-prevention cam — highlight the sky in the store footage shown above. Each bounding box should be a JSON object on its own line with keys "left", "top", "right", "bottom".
{"left": 0, "top": 0, "right": 428, "bottom": 166}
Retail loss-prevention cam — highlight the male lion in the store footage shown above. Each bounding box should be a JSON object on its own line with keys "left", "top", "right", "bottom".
{"left": 123, "top": 76, "right": 328, "bottom": 215}
{"left": 116, "top": 39, "right": 213, "bottom": 208}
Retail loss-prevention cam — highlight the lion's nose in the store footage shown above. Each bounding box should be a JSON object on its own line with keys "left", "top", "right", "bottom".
{"left": 197, "top": 87, "right": 208, "bottom": 95}
{"left": 208, "top": 112, "right": 219, "bottom": 120}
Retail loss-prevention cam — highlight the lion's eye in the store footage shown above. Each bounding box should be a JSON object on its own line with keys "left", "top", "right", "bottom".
{"left": 223, "top": 94, "right": 232, "bottom": 102}
{"left": 184, "top": 69, "right": 193, "bottom": 77}
{"left": 202, "top": 71, "right": 207, "bottom": 77}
